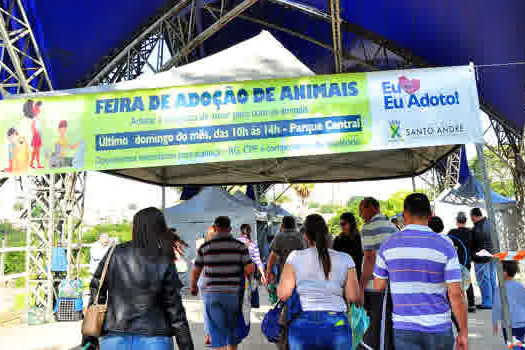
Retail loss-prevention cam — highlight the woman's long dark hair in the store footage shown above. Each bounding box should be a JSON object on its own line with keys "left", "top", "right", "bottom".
{"left": 304, "top": 214, "right": 331, "bottom": 280}
{"left": 240, "top": 224, "right": 252, "bottom": 241}
{"left": 132, "top": 207, "right": 173, "bottom": 261}
{"left": 340, "top": 212, "right": 359, "bottom": 237}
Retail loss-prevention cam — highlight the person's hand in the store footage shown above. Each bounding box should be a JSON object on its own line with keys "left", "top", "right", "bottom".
{"left": 356, "top": 287, "right": 365, "bottom": 306}
{"left": 266, "top": 272, "right": 275, "bottom": 284}
{"left": 190, "top": 286, "right": 198, "bottom": 296}
{"left": 456, "top": 330, "right": 468, "bottom": 350}
{"left": 493, "top": 325, "right": 498, "bottom": 336}
{"left": 260, "top": 273, "right": 268, "bottom": 286}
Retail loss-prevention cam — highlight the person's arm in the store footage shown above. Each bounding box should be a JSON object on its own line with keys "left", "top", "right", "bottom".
{"left": 88, "top": 248, "right": 111, "bottom": 306}
{"left": 448, "top": 282, "right": 468, "bottom": 349}
{"left": 492, "top": 285, "right": 502, "bottom": 334}
{"left": 372, "top": 248, "right": 388, "bottom": 292}
{"left": 251, "top": 244, "right": 267, "bottom": 284}
{"left": 163, "top": 263, "right": 195, "bottom": 350}
{"left": 241, "top": 246, "right": 255, "bottom": 276}
{"left": 361, "top": 249, "right": 376, "bottom": 288}
{"left": 277, "top": 263, "right": 296, "bottom": 301}
{"left": 445, "top": 247, "right": 468, "bottom": 350}
{"left": 190, "top": 247, "right": 204, "bottom": 296}
{"left": 266, "top": 251, "right": 277, "bottom": 283}
{"left": 345, "top": 268, "right": 360, "bottom": 304}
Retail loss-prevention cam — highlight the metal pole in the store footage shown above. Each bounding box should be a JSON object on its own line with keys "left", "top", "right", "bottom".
{"left": 475, "top": 143, "right": 512, "bottom": 338}
{"left": 161, "top": 186, "right": 166, "bottom": 211}
{"left": 0, "top": 223, "right": 6, "bottom": 278}
{"left": 412, "top": 176, "right": 416, "bottom": 192}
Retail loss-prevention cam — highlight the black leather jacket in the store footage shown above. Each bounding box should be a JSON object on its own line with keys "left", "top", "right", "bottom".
{"left": 88, "top": 241, "right": 194, "bottom": 350}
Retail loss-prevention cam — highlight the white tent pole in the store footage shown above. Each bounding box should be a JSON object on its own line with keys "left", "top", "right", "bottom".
{"left": 475, "top": 142, "right": 512, "bottom": 338}
{"left": 161, "top": 186, "right": 166, "bottom": 211}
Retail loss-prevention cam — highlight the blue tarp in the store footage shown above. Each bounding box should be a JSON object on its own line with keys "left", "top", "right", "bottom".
{"left": 23, "top": 0, "right": 525, "bottom": 130}
{"left": 448, "top": 174, "right": 515, "bottom": 205}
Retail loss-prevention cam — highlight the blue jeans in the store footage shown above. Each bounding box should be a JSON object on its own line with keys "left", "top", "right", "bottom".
{"left": 394, "top": 328, "right": 454, "bottom": 350}
{"left": 288, "top": 311, "right": 351, "bottom": 350}
{"left": 203, "top": 292, "right": 241, "bottom": 348}
{"left": 100, "top": 333, "right": 173, "bottom": 350}
{"left": 475, "top": 262, "right": 497, "bottom": 307}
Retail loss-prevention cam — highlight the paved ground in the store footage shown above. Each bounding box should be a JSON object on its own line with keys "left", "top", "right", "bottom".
{"left": 0, "top": 292, "right": 507, "bottom": 350}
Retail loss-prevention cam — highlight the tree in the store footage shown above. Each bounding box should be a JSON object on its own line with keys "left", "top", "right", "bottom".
{"left": 127, "top": 203, "right": 138, "bottom": 212}
{"left": 469, "top": 150, "right": 515, "bottom": 198}
{"left": 274, "top": 194, "right": 291, "bottom": 205}
{"left": 13, "top": 201, "right": 24, "bottom": 212}
{"left": 292, "top": 184, "right": 314, "bottom": 213}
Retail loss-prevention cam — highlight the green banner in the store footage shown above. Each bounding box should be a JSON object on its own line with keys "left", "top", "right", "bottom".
{"left": 0, "top": 73, "right": 370, "bottom": 175}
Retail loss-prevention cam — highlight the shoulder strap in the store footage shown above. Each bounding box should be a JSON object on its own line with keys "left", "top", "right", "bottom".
{"left": 94, "top": 244, "right": 117, "bottom": 305}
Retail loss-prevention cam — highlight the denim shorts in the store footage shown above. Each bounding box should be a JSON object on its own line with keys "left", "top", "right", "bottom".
{"left": 393, "top": 328, "right": 454, "bottom": 350}
{"left": 100, "top": 333, "right": 173, "bottom": 350}
{"left": 288, "top": 311, "right": 351, "bottom": 350}
{"left": 203, "top": 292, "right": 241, "bottom": 348}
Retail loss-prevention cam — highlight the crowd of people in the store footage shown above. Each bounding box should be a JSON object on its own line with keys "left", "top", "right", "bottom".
{"left": 81, "top": 192, "right": 525, "bottom": 350}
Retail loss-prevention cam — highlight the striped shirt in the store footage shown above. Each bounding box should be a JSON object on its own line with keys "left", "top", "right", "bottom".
{"left": 237, "top": 236, "right": 264, "bottom": 272}
{"left": 361, "top": 213, "right": 398, "bottom": 251}
{"left": 373, "top": 224, "right": 461, "bottom": 333}
{"left": 195, "top": 235, "right": 252, "bottom": 294}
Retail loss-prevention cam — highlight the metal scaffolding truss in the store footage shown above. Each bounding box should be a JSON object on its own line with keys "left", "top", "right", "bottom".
{"left": 0, "top": 0, "right": 85, "bottom": 319}
{"left": 0, "top": 0, "right": 51, "bottom": 95}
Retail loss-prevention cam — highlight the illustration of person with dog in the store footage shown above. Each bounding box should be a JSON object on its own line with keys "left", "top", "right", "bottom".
{"left": 4, "top": 127, "right": 29, "bottom": 173}
{"left": 49, "top": 120, "right": 81, "bottom": 168}
{"left": 22, "top": 99, "right": 44, "bottom": 169}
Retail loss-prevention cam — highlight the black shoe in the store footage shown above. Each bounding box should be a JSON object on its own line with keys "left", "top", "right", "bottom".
{"left": 468, "top": 306, "right": 476, "bottom": 313}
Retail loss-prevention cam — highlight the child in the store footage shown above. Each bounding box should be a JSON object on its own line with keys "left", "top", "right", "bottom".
{"left": 5, "top": 128, "right": 17, "bottom": 172}
{"left": 493, "top": 261, "right": 525, "bottom": 346}
{"left": 56, "top": 120, "right": 80, "bottom": 167}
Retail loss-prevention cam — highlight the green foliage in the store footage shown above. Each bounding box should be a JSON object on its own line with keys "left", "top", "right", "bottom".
{"left": 469, "top": 150, "right": 515, "bottom": 198}
{"left": 4, "top": 252, "right": 26, "bottom": 274}
{"left": 274, "top": 194, "right": 291, "bottom": 205}
{"left": 13, "top": 292, "right": 26, "bottom": 312}
{"left": 327, "top": 192, "right": 409, "bottom": 235}
{"left": 308, "top": 202, "right": 320, "bottom": 209}
{"left": 0, "top": 222, "right": 26, "bottom": 246}
{"left": 82, "top": 222, "right": 132, "bottom": 244}
{"left": 319, "top": 203, "right": 340, "bottom": 214}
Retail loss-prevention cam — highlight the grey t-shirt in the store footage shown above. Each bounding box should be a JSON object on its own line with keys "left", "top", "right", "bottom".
{"left": 270, "top": 229, "right": 307, "bottom": 275}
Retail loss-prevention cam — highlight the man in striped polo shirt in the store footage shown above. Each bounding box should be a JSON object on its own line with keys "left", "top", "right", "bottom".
{"left": 374, "top": 193, "right": 468, "bottom": 350}
{"left": 190, "top": 216, "right": 254, "bottom": 350}
{"left": 359, "top": 197, "right": 398, "bottom": 349}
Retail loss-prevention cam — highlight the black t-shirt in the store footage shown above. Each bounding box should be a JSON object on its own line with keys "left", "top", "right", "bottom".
{"left": 332, "top": 233, "right": 363, "bottom": 280}
{"left": 447, "top": 227, "right": 474, "bottom": 266}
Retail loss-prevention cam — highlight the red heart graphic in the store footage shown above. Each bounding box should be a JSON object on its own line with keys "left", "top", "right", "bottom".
{"left": 399, "top": 76, "right": 420, "bottom": 94}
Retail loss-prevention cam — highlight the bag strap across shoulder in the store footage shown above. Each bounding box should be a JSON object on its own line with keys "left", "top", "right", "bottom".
{"left": 94, "top": 244, "right": 116, "bottom": 305}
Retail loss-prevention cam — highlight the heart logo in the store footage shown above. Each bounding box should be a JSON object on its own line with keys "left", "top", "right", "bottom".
{"left": 398, "top": 76, "right": 420, "bottom": 94}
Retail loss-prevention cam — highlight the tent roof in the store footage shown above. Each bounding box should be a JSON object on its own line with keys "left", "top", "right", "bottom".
{"left": 107, "top": 145, "right": 458, "bottom": 186}
{"left": 27, "top": 0, "right": 525, "bottom": 130}
{"left": 437, "top": 174, "right": 515, "bottom": 207}
{"left": 164, "top": 186, "right": 255, "bottom": 223}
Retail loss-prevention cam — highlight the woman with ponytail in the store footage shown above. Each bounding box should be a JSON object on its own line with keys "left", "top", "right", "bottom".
{"left": 278, "top": 214, "right": 360, "bottom": 350}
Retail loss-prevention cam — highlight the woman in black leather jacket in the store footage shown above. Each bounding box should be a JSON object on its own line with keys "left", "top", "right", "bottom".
{"left": 84, "top": 207, "right": 194, "bottom": 350}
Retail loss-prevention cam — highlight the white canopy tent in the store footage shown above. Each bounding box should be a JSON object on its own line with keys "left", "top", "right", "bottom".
{"left": 164, "top": 187, "right": 259, "bottom": 283}
{"left": 435, "top": 175, "right": 518, "bottom": 250}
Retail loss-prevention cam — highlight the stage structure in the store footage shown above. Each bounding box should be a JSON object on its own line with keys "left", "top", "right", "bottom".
{"left": 0, "top": 0, "right": 521, "bottom": 320}
{"left": 0, "top": 0, "right": 85, "bottom": 317}
{"left": 84, "top": 0, "right": 521, "bottom": 239}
